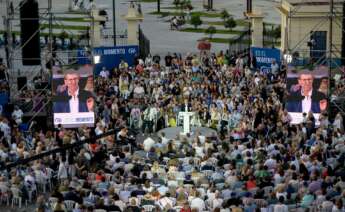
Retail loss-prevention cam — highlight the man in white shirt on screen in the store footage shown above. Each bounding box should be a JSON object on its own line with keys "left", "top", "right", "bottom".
{"left": 53, "top": 69, "right": 94, "bottom": 113}
{"left": 286, "top": 71, "right": 327, "bottom": 113}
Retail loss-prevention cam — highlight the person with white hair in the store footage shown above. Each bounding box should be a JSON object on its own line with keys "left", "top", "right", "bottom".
{"left": 333, "top": 113, "right": 344, "bottom": 132}
{"left": 99, "top": 67, "right": 110, "bottom": 78}
{"left": 12, "top": 106, "right": 23, "bottom": 125}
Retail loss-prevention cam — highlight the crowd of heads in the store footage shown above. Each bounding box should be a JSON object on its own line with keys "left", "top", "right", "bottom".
{"left": 0, "top": 51, "right": 344, "bottom": 212}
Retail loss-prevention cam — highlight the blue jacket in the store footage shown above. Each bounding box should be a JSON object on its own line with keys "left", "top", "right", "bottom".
{"left": 53, "top": 90, "right": 92, "bottom": 113}
{"left": 286, "top": 90, "right": 326, "bottom": 113}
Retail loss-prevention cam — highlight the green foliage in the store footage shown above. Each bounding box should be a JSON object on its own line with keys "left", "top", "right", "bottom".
{"left": 273, "top": 26, "right": 281, "bottom": 39}
{"left": 173, "top": 0, "right": 180, "bottom": 8}
{"left": 220, "top": 9, "right": 230, "bottom": 21}
{"left": 205, "top": 26, "right": 216, "bottom": 38}
{"left": 59, "top": 30, "right": 68, "bottom": 39}
{"left": 224, "top": 17, "right": 237, "bottom": 31}
{"left": 190, "top": 14, "right": 202, "bottom": 29}
{"left": 183, "top": 0, "right": 193, "bottom": 10}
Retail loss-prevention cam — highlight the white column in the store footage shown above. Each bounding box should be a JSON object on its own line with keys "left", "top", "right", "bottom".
{"left": 246, "top": 8, "right": 264, "bottom": 48}
{"left": 91, "top": 9, "right": 106, "bottom": 47}
{"left": 251, "top": 16, "right": 264, "bottom": 47}
{"left": 123, "top": 4, "right": 143, "bottom": 45}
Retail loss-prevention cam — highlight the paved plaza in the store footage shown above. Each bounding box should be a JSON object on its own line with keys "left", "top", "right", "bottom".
{"left": 0, "top": 0, "right": 280, "bottom": 55}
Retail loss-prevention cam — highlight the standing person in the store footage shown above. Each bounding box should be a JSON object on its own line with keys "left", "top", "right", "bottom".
{"left": 12, "top": 106, "right": 23, "bottom": 125}
{"left": 235, "top": 55, "right": 244, "bottom": 71}
{"left": 57, "top": 157, "right": 68, "bottom": 182}
{"left": 142, "top": 104, "right": 154, "bottom": 135}
{"left": 270, "top": 59, "right": 280, "bottom": 79}
{"left": 153, "top": 54, "right": 161, "bottom": 65}
{"left": 249, "top": 51, "right": 257, "bottom": 72}
{"left": 119, "top": 59, "right": 129, "bottom": 70}
{"left": 99, "top": 67, "right": 110, "bottom": 78}
{"left": 273, "top": 196, "right": 288, "bottom": 212}
{"left": 165, "top": 53, "right": 173, "bottom": 70}
{"left": 286, "top": 71, "right": 327, "bottom": 113}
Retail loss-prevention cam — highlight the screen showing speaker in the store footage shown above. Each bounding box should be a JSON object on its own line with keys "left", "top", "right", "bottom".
{"left": 52, "top": 65, "right": 95, "bottom": 128}
{"left": 285, "top": 65, "right": 328, "bottom": 124}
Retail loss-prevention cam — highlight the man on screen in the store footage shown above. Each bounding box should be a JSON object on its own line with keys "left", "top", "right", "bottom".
{"left": 286, "top": 71, "right": 327, "bottom": 113}
{"left": 53, "top": 70, "right": 94, "bottom": 113}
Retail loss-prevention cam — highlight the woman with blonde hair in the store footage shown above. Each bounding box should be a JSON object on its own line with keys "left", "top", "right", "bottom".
{"left": 176, "top": 190, "right": 188, "bottom": 206}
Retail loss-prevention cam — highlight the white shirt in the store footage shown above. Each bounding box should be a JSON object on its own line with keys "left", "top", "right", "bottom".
{"left": 144, "top": 107, "right": 156, "bottom": 121}
{"left": 161, "top": 136, "right": 169, "bottom": 146}
{"left": 0, "top": 121, "right": 10, "bottom": 139}
{"left": 273, "top": 203, "right": 288, "bottom": 212}
{"left": 69, "top": 89, "right": 79, "bottom": 113}
{"left": 100, "top": 70, "right": 109, "bottom": 78}
{"left": 133, "top": 86, "right": 145, "bottom": 95}
{"left": 190, "top": 197, "right": 205, "bottom": 211}
{"left": 58, "top": 161, "right": 68, "bottom": 179}
{"left": 264, "top": 158, "right": 277, "bottom": 170}
{"left": 12, "top": 109, "right": 24, "bottom": 124}
{"left": 158, "top": 197, "right": 174, "bottom": 209}
{"left": 212, "top": 198, "right": 223, "bottom": 209}
{"left": 302, "top": 90, "right": 312, "bottom": 113}
{"left": 143, "top": 137, "right": 155, "bottom": 152}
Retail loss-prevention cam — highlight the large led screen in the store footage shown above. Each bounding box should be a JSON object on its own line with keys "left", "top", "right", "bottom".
{"left": 52, "top": 65, "right": 95, "bottom": 128}
{"left": 286, "top": 65, "right": 328, "bottom": 124}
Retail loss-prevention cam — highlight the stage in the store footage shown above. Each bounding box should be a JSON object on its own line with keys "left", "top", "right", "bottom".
{"left": 157, "top": 126, "right": 217, "bottom": 140}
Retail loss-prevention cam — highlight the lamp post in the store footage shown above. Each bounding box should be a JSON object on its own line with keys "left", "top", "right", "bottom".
{"left": 157, "top": 0, "right": 160, "bottom": 13}
{"left": 112, "top": 0, "right": 116, "bottom": 46}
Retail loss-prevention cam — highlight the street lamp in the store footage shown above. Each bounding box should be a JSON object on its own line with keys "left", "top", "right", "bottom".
{"left": 112, "top": 0, "right": 116, "bottom": 46}
{"left": 157, "top": 0, "right": 160, "bottom": 13}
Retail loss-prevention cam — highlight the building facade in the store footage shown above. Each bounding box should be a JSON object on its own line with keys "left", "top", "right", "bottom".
{"left": 277, "top": 0, "right": 343, "bottom": 61}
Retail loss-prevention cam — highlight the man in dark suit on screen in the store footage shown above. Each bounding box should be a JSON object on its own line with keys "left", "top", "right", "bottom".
{"left": 53, "top": 70, "right": 94, "bottom": 113}
{"left": 286, "top": 71, "right": 327, "bottom": 113}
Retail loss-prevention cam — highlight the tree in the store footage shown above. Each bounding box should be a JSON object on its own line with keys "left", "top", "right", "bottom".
{"left": 220, "top": 9, "right": 230, "bottom": 21}
{"left": 173, "top": 0, "right": 180, "bottom": 8}
{"left": 205, "top": 26, "right": 216, "bottom": 38}
{"left": 190, "top": 14, "right": 202, "bottom": 29}
{"left": 224, "top": 17, "right": 236, "bottom": 32}
{"left": 183, "top": 0, "right": 193, "bottom": 10}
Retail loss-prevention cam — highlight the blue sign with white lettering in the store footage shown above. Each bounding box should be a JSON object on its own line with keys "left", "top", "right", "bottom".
{"left": 77, "top": 45, "right": 139, "bottom": 75}
{"left": 251, "top": 47, "right": 281, "bottom": 73}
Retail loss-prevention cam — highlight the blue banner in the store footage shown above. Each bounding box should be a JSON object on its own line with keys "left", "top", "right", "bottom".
{"left": 77, "top": 45, "right": 139, "bottom": 75}
{"left": 251, "top": 47, "right": 281, "bottom": 73}
{"left": 0, "top": 92, "right": 9, "bottom": 115}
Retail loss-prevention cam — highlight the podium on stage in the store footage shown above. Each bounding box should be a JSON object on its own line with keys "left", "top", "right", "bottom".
{"left": 178, "top": 111, "right": 195, "bottom": 134}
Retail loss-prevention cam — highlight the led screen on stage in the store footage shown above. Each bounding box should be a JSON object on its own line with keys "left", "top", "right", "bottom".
{"left": 52, "top": 65, "right": 95, "bottom": 128}
{"left": 286, "top": 65, "right": 328, "bottom": 124}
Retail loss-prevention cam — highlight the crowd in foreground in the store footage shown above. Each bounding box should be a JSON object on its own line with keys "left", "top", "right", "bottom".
{"left": 0, "top": 51, "right": 344, "bottom": 212}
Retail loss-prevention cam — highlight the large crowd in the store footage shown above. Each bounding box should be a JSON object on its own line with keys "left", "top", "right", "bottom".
{"left": 0, "top": 51, "right": 344, "bottom": 212}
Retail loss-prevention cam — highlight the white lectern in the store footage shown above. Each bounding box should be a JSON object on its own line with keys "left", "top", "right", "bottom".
{"left": 179, "top": 112, "right": 195, "bottom": 134}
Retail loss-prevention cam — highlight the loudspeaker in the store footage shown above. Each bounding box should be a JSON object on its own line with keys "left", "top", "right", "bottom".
{"left": 20, "top": 0, "right": 41, "bottom": 66}
{"left": 3, "top": 103, "right": 14, "bottom": 115}
{"left": 17, "top": 76, "right": 27, "bottom": 90}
